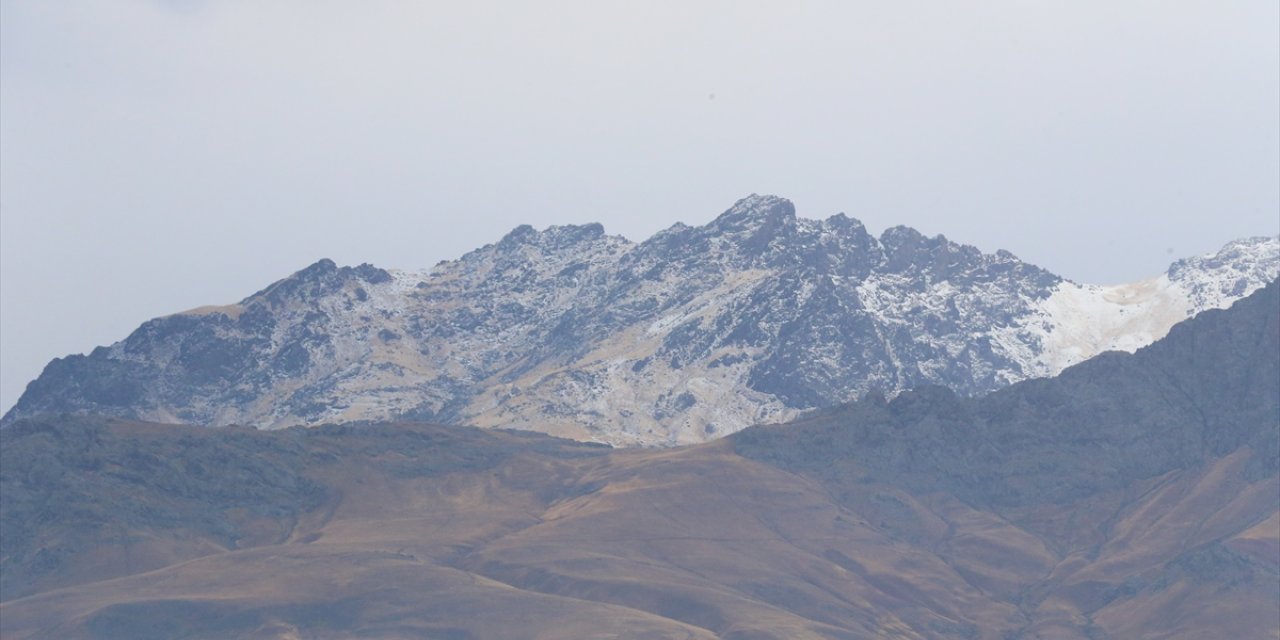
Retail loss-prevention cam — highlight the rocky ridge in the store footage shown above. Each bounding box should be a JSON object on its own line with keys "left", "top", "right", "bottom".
{"left": 4, "top": 196, "right": 1277, "bottom": 445}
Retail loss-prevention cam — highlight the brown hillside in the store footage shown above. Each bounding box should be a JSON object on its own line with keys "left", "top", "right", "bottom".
{"left": 2, "top": 283, "right": 1276, "bottom": 638}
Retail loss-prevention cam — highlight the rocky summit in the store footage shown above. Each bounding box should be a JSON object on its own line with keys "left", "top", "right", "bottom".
{"left": 4, "top": 195, "right": 1277, "bottom": 445}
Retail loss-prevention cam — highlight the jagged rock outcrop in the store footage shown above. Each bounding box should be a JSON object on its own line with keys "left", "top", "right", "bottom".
{"left": 4, "top": 195, "right": 1277, "bottom": 445}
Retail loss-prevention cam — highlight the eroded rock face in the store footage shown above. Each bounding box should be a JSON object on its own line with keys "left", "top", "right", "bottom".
{"left": 4, "top": 195, "right": 1277, "bottom": 445}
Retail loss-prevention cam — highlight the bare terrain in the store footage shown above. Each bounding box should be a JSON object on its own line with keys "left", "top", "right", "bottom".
{"left": 1, "top": 283, "right": 1276, "bottom": 639}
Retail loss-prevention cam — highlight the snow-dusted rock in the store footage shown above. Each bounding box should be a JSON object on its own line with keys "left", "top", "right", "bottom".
{"left": 4, "top": 196, "right": 1276, "bottom": 446}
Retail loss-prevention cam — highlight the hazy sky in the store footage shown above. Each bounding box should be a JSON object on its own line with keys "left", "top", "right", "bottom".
{"left": 2, "top": 1, "right": 1277, "bottom": 413}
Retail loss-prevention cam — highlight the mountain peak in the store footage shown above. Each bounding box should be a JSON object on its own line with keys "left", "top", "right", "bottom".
{"left": 498, "top": 224, "right": 539, "bottom": 246}
{"left": 1168, "top": 235, "right": 1278, "bottom": 277}
{"left": 297, "top": 258, "right": 339, "bottom": 278}
{"left": 1167, "top": 236, "right": 1279, "bottom": 309}
{"left": 711, "top": 194, "right": 796, "bottom": 230}
{"left": 823, "top": 212, "right": 869, "bottom": 234}
{"left": 496, "top": 222, "right": 611, "bottom": 251}
{"left": 698, "top": 195, "right": 799, "bottom": 258}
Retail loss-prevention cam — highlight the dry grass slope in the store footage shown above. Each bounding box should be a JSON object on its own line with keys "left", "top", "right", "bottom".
{"left": 2, "top": 282, "right": 1276, "bottom": 639}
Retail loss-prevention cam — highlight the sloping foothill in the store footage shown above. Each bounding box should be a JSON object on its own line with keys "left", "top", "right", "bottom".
{"left": 0, "top": 282, "right": 1276, "bottom": 639}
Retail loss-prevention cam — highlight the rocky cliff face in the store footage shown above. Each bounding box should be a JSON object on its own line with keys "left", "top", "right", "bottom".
{"left": 4, "top": 195, "right": 1277, "bottom": 445}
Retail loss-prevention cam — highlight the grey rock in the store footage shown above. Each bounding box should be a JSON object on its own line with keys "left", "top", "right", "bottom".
{"left": 3, "top": 196, "right": 1276, "bottom": 446}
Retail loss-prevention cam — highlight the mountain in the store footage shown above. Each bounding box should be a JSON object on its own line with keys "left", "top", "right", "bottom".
{"left": 2, "top": 282, "right": 1276, "bottom": 639}
{"left": 4, "top": 195, "right": 1276, "bottom": 445}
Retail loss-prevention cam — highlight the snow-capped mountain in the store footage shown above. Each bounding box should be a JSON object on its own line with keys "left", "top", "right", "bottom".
{"left": 4, "top": 196, "right": 1276, "bottom": 445}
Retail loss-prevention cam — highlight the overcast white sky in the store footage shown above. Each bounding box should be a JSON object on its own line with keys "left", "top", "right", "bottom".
{"left": 2, "top": 1, "right": 1277, "bottom": 413}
